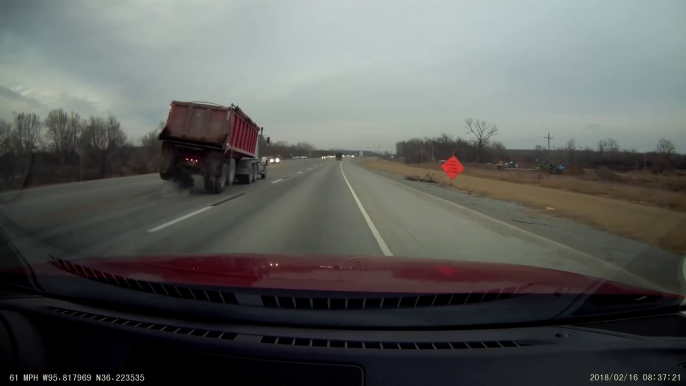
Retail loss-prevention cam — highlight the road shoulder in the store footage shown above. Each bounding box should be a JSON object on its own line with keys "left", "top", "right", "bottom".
{"left": 354, "top": 159, "right": 684, "bottom": 293}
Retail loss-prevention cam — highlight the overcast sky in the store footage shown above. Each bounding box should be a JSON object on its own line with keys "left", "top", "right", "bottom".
{"left": 0, "top": 0, "right": 684, "bottom": 152}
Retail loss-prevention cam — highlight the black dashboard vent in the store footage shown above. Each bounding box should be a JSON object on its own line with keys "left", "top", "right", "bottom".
{"left": 50, "top": 256, "right": 238, "bottom": 305}
{"left": 259, "top": 285, "right": 525, "bottom": 310}
{"left": 51, "top": 307, "right": 530, "bottom": 351}
{"left": 50, "top": 308, "right": 236, "bottom": 340}
{"left": 259, "top": 335, "right": 526, "bottom": 350}
{"left": 50, "top": 256, "right": 528, "bottom": 311}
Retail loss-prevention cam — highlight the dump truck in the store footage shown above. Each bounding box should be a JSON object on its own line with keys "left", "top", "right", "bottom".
{"left": 158, "top": 101, "right": 269, "bottom": 194}
{"left": 336, "top": 152, "right": 343, "bottom": 161}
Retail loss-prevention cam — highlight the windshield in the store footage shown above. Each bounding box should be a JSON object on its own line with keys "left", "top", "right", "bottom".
{"left": 0, "top": 0, "right": 684, "bottom": 327}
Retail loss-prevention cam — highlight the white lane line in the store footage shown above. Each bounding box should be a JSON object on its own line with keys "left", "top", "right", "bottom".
{"left": 272, "top": 178, "right": 285, "bottom": 183}
{"left": 147, "top": 207, "right": 212, "bottom": 233}
{"left": 297, "top": 171, "right": 303, "bottom": 174}
{"left": 339, "top": 161, "right": 393, "bottom": 256}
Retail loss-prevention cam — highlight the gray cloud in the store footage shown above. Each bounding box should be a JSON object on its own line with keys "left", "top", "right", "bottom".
{"left": 0, "top": 85, "right": 47, "bottom": 116}
{"left": 0, "top": 0, "right": 684, "bottom": 151}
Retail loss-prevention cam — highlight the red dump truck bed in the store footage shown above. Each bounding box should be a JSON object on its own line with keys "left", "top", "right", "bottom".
{"left": 163, "top": 101, "right": 260, "bottom": 159}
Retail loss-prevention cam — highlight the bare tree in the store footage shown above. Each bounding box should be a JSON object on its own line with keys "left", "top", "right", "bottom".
{"left": 140, "top": 121, "right": 164, "bottom": 148}
{"left": 295, "top": 141, "right": 316, "bottom": 152}
{"left": 656, "top": 138, "right": 675, "bottom": 155}
{"left": 140, "top": 130, "right": 159, "bottom": 148}
{"left": 465, "top": 118, "right": 499, "bottom": 162}
{"left": 565, "top": 138, "right": 577, "bottom": 163}
{"left": 597, "top": 139, "right": 609, "bottom": 153}
{"left": 607, "top": 138, "right": 620, "bottom": 153}
{"left": 13, "top": 113, "right": 42, "bottom": 153}
{"left": 44, "top": 109, "right": 73, "bottom": 163}
{"left": 66, "top": 112, "right": 83, "bottom": 150}
{"left": 81, "top": 115, "right": 127, "bottom": 177}
{"left": 488, "top": 141, "right": 506, "bottom": 162}
{"left": 0, "top": 119, "right": 15, "bottom": 185}
{"left": 437, "top": 132, "right": 453, "bottom": 143}
{"left": 0, "top": 119, "right": 11, "bottom": 156}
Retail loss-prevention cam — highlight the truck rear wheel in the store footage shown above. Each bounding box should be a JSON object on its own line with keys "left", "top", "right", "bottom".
{"left": 244, "top": 166, "right": 253, "bottom": 185}
{"left": 226, "top": 158, "right": 236, "bottom": 186}
{"left": 204, "top": 163, "right": 226, "bottom": 194}
{"left": 251, "top": 164, "right": 257, "bottom": 183}
{"left": 204, "top": 153, "right": 227, "bottom": 194}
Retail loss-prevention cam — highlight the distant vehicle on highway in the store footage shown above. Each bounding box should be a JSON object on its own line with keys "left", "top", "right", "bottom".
{"left": 158, "top": 101, "right": 269, "bottom": 193}
{"left": 269, "top": 156, "right": 281, "bottom": 164}
{"left": 336, "top": 152, "right": 343, "bottom": 161}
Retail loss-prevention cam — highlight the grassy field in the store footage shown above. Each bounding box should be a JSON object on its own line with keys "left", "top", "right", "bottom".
{"left": 363, "top": 159, "right": 686, "bottom": 254}
{"left": 404, "top": 161, "right": 686, "bottom": 211}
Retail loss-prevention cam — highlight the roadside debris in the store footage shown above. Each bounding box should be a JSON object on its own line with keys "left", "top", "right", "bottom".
{"left": 405, "top": 173, "right": 437, "bottom": 184}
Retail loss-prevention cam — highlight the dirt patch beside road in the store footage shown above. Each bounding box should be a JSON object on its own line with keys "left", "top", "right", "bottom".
{"left": 363, "top": 159, "right": 686, "bottom": 254}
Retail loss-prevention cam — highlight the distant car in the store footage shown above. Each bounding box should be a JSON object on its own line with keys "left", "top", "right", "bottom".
{"left": 269, "top": 156, "right": 281, "bottom": 164}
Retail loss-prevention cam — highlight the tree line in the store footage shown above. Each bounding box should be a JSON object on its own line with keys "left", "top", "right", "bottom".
{"left": 266, "top": 141, "right": 317, "bottom": 158}
{"left": 0, "top": 108, "right": 327, "bottom": 191}
{"left": 393, "top": 118, "right": 684, "bottom": 171}
{"left": 395, "top": 118, "right": 503, "bottom": 164}
{"left": 0, "top": 110, "right": 162, "bottom": 190}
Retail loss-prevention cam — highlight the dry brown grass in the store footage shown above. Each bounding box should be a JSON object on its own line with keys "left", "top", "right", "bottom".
{"left": 400, "top": 161, "right": 686, "bottom": 212}
{"left": 364, "top": 159, "right": 686, "bottom": 254}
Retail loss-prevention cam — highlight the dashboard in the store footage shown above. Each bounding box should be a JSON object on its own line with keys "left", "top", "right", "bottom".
{"left": 1, "top": 291, "right": 685, "bottom": 385}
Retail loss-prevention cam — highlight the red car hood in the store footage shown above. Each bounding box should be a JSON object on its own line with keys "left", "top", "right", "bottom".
{"left": 41, "top": 253, "right": 673, "bottom": 296}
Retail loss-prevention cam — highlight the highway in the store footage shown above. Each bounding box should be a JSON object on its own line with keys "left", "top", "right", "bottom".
{"left": 0, "top": 158, "right": 683, "bottom": 294}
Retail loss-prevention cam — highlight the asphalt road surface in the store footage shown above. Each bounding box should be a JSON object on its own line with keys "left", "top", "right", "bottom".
{"left": 1, "top": 158, "right": 683, "bottom": 294}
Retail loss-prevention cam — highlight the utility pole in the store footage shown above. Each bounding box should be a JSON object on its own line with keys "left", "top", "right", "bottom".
{"left": 378, "top": 142, "right": 380, "bottom": 155}
{"left": 544, "top": 133, "right": 553, "bottom": 164}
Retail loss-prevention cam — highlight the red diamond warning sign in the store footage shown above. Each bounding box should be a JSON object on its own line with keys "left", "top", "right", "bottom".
{"left": 441, "top": 156, "right": 464, "bottom": 179}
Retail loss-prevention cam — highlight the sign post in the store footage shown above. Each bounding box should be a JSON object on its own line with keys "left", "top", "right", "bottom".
{"left": 441, "top": 155, "right": 464, "bottom": 179}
